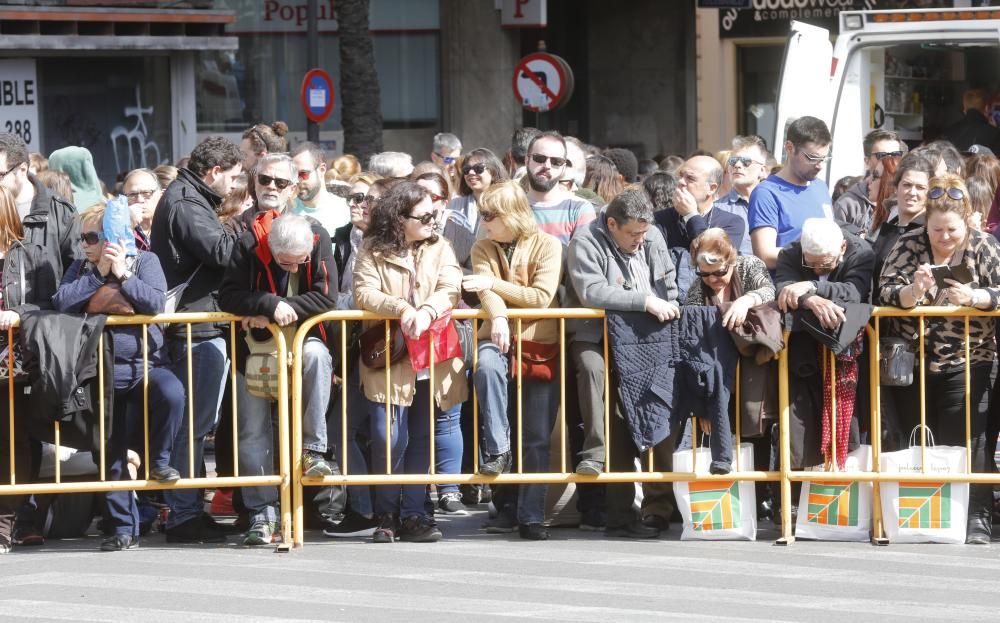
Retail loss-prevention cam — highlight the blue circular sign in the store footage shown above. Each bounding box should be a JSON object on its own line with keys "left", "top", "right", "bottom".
{"left": 301, "top": 68, "right": 335, "bottom": 123}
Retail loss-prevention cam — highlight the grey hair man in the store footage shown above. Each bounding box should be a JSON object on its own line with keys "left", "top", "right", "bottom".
{"left": 369, "top": 151, "right": 414, "bottom": 178}
{"left": 565, "top": 186, "right": 679, "bottom": 539}
{"left": 431, "top": 132, "right": 462, "bottom": 179}
{"left": 254, "top": 153, "right": 299, "bottom": 213}
{"left": 219, "top": 212, "right": 339, "bottom": 546}
{"left": 291, "top": 141, "right": 350, "bottom": 236}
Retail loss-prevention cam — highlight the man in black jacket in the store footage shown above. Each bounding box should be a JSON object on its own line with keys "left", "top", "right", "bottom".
{"left": 219, "top": 212, "right": 338, "bottom": 545}
{"left": 944, "top": 89, "right": 1000, "bottom": 154}
{"left": 150, "top": 136, "right": 243, "bottom": 543}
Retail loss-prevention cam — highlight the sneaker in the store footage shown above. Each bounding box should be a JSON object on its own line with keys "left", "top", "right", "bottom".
{"left": 372, "top": 513, "right": 399, "bottom": 543}
{"left": 484, "top": 513, "right": 517, "bottom": 534}
{"left": 165, "top": 516, "right": 227, "bottom": 544}
{"left": 399, "top": 515, "right": 442, "bottom": 543}
{"left": 243, "top": 520, "right": 277, "bottom": 546}
{"left": 480, "top": 451, "right": 512, "bottom": 476}
{"left": 519, "top": 523, "right": 550, "bottom": 541}
{"left": 13, "top": 525, "right": 44, "bottom": 547}
{"left": 302, "top": 451, "right": 334, "bottom": 477}
{"left": 0, "top": 542, "right": 9, "bottom": 554}
{"left": 324, "top": 511, "right": 378, "bottom": 538}
{"left": 459, "top": 484, "right": 481, "bottom": 506}
{"left": 149, "top": 465, "right": 181, "bottom": 482}
{"left": 209, "top": 489, "right": 235, "bottom": 516}
{"left": 575, "top": 459, "right": 604, "bottom": 475}
{"left": 437, "top": 491, "right": 469, "bottom": 516}
{"left": 100, "top": 534, "right": 139, "bottom": 551}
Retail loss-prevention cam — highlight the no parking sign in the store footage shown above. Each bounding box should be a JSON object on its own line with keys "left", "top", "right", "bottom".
{"left": 301, "top": 68, "right": 335, "bottom": 123}
{"left": 512, "top": 52, "right": 574, "bottom": 113}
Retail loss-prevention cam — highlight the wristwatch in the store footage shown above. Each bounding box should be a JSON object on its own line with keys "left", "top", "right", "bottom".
{"left": 120, "top": 269, "right": 133, "bottom": 282}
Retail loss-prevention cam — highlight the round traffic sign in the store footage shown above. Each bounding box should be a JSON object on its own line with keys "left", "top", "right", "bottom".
{"left": 512, "top": 52, "right": 573, "bottom": 113}
{"left": 301, "top": 68, "right": 335, "bottom": 123}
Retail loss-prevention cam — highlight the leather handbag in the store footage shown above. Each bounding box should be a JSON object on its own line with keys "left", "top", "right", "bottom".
{"left": 85, "top": 283, "right": 135, "bottom": 315}
{"left": 359, "top": 321, "right": 407, "bottom": 369}
{"left": 510, "top": 340, "right": 559, "bottom": 383}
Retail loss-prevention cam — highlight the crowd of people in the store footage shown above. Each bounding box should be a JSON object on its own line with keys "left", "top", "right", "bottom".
{"left": 1, "top": 101, "right": 1000, "bottom": 552}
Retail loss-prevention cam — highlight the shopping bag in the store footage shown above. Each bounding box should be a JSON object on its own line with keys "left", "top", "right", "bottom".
{"left": 878, "top": 427, "right": 968, "bottom": 544}
{"left": 795, "top": 445, "right": 873, "bottom": 541}
{"left": 672, "top": 443, "right": 756, "bottom": 541}
{"left": 403, "top": 309, "right": 463, "bottom": 370}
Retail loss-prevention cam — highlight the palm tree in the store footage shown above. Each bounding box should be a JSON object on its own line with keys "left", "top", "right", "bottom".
{"left": 336, "top": 0, "right": 383, "bottom": 166}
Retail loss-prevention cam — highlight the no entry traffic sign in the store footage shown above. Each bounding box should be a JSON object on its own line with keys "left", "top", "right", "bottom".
{"left": 512, "top": 52, "right": 574, "bottom": 113}
{"left": 301, "top": 68, "right": 335, "bottom": 123}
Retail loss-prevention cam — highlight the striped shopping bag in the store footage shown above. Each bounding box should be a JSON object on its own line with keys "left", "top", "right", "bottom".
{"left": 673, "top": 444, "right": 756, "bottom": 540}
{"left": 796, "top": 446, "right": 872, "bottom": 541}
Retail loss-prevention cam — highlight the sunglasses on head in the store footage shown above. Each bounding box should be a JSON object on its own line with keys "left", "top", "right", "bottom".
{"left": 435, "top": 152, "right": 457, "bottom": 165}
{"left": 695, "top": 266, "right": 731, "bottom": 278}
{"left": 257, "top": 173, "right": 292, "bottom": 190}
{"left": 530, "top": 154, "right": 568, "bottom": 168}
{"left": 727, "top": 156, "right": 762, "bottom": 168}
{"left": 406, "top": 211, "right": 438, "bottom": 225}
{"left": 462, "top": 163, "right": 487, "bottom": 176}
{"left": 348, "top": 192, "right": 374, "bottom": 206}
{"left": 928, "top": 186, "right": 965, "bottom": 201}
{"left": 872, "top": 150, "right": 904, "bottom": 160}
{"left": 78, "top": 231, "right": 105, "bottom": 245}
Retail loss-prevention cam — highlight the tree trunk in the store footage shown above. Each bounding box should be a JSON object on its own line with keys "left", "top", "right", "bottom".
{"left": 336, "top": 0, "right": 383, "bottom": 166}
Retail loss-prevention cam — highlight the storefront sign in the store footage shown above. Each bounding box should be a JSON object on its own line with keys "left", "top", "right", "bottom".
{"left": 228, "top": 0, "right": 439, "bottom": 34}
{"left": 501, "top": 0, "right": 547, "bottom": 28}
{"left": 0, "top": 59, "right": 39, "bottom": 151}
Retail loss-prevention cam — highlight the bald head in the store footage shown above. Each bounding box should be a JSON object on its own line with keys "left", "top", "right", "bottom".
{"left": 677, "top": 155, "right": 722, "bottom": 212}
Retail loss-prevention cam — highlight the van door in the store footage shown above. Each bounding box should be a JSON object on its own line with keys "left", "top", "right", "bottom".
{"left": 773, "top": 21, "right": 833, "bottom": 162}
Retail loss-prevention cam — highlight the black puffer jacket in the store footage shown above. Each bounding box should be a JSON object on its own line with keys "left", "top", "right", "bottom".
{"left": 151, "top": 167, "right": 238, "bottom": 338}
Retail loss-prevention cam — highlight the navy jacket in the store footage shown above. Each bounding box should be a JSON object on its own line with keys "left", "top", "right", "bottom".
{"left": 654, "top": 206, "right": 747, "bottom": 257}
{"left": 606, "top": 307, "right": 738, "bottom": 472}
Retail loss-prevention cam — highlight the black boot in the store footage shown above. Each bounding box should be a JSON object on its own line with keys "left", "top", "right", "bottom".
{"left": 966, "top": 485, "right": 992, "bottom": 545}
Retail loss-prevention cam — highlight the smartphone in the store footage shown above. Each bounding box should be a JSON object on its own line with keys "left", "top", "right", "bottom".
{"left": 930, "top": 264, "right": 974, "bottom": 290}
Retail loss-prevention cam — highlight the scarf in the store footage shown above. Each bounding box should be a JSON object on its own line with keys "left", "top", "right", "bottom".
{"left": 820, "top": 331, "right": 864, "bottom": 469}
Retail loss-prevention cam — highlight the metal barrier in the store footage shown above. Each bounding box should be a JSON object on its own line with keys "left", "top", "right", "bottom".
{"left": 290, "top": 308, "right": 784, "bottom": 547}
{"left": 0, "top": 312, "right": 293, "bottom": 548}
{"left": 779, "top": 306, "right": 1000, "bottom": 545}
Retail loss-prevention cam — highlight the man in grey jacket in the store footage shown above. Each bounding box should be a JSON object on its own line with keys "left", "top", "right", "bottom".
{"left": 832, "top": 129, "right": 902, "bottom": 236}
{"left": 566, "top": 186, "right": 679, "bottom": 538}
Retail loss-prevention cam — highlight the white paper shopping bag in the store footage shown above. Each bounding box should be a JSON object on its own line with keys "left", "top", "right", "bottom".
{"left": 795, "top": 445, "right": 873, "bottom": 542}
{"left": 672, "top": 443, "right": 756, "bottom": 541}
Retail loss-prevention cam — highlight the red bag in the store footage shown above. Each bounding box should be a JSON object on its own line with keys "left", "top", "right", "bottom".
{"left": 510, "top": 340, "right": 559, "bottom": 383}
{"left": 403, "top": 309, "right": 464, "bottom": 370}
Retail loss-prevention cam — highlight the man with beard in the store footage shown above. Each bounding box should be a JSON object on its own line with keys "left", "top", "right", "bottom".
{"left": 253, "top": 153, "right": 300, "bottom": 216}
{"left": 151, "top": 135, "right": 243, "bottom": 544}
{"left": 526, "top": 131, "right": 597, "bottom": 247}
{"left": 291, "top": 142, "right": 349, "bottom": 240}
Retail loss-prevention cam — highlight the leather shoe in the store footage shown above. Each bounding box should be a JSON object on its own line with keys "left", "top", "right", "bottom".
{"left": 165, "top": 516, "right": 227, "bottom": 543}
{"left": 606, "top": 519, "right": 659, "bottom": 539}
{"left": 480, "top": 452, "right": 512, "bottom": 476}
{"left": 203, "top": 512, "right": 241, "bottom": 534}
{"left": 519, "top": 523, "right": 550, "bottom": 541}
{"left": 149, "top": 465, "right": 181, "bottom": 482}
{"left": 641, "top": 514, "right": 669, "bottom": 532}
{"left": 966, "top": 511, "right": 992, "bottom": 545}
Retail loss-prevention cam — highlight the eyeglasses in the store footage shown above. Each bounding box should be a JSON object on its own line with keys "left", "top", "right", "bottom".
{"left": 0, "top": 162, "right": 22, "bottom": 179}
{"left": 435, "top": 152, "right": 457, "bottom": 165}
{"left": 297, "top": 167, "right": 318, "bottom": 181}
{"left": 348, "top": 192, "right": 374, "bottom": 206}
{"left": 872, "top": 150, "right": 903, "bottom": 160}
{"left": 928, "top": 186, "right": 965, "bottom": 201}
{"left": 479, "top": 210, "right": 498, "bottom": 223}
{"left": 257, "top": 173, "right": 292, "bottom": 190}
{"left": 275, "top": 256, "right": 308, "bottom": 270}
{"left": 799, "top": 150, "right": 832, "bottom": 164}
{"left": 126, "top": 189, "right": 158, "bottom": 203}
{"left": 530, "top": 154, "right": 568, "bottom": 168}
{"left": 406, "top": 211, "right": 438, "bottom": 225}
{"left": 695, "top": 266, "right": 732, "bottom": 278}
{"left": 462, "top": 163, "right": 487, "bottom": 176}
{"left": 802, "top": 256, "right": 840, "bottom": 270}
{"left": 78, "top": 231, "right": 105, "bottom": 245}
{"left": 727, "top": 156, "right": 763, "bottom": 168}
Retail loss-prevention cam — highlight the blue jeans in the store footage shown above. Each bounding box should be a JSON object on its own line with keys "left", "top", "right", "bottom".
{"left": 300, "top": 337, "right": 333, "bottom": 453}
{"left": 474, "top": 342, "right": 559, "bottom": 524}
{"left": 434, "top": 397, "right": 463, "bottom": 496}
{"left": 106, "top": 367, "right": 185, "bottom": 536}
{"left": 165, "top": 336, "right": 229, "bottom": 529}
{"left": 233, "top": 365, "right": 280, "bottom": 523}
{"left": 368, "top": 381, "right": 460, "bottom": 519}
{"left": 328, "top": 365, "right": 372, "bottom": 516}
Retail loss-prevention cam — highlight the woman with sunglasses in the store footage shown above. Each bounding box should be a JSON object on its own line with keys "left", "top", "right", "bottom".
{"left": 53, "top": 206, "right": 184, "bottom": 551}
{"left": 685, "top": 228, "right": 774, "bottom": 327}
{"left": 879, "top": 174, "right": 1000, "bottom": 545}
{"left": 465, "top": 180, "right": 562, "bottom": 539}
{"left": 353, "top": 181, "right": 467, "bottom": 543}
{"left": 448, "top": 148, "right": 509, "bottom": 234}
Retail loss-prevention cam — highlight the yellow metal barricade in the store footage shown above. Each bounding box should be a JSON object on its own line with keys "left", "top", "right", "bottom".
{"left": 290, "top": 308, "right": 783, "bottom": 547}
{"left": 0, "top": 312, "right": 293, "bottom": 549}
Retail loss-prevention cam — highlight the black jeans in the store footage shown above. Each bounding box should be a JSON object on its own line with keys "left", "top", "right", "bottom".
{"left": 0, "top": 388, "right": 37, "bottom": 544}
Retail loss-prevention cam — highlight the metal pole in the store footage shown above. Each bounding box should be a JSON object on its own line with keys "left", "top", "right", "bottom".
{"left": 306, "top": 0, "right": 320, "bottom": 143}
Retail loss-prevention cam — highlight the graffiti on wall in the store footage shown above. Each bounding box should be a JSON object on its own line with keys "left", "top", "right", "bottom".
{"left": 110, "top": 86, "right": 166, "bottom": 172}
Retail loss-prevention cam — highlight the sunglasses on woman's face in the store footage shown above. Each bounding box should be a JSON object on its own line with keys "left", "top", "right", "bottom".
{"left": 695, "top": 266, "right": 731, "bottom": 278}
{"left": 479, "top": 210, "right": 498, "bottom": 222}
{"left": 348, "top": 192, "right": 374, "bottom": 206}
{"left": 406, "top": 211, "right": 438, "bottom": 225}
{"left": 462, "top": 163, "right": 487, "bottom": 176}
{"left": 427, "top": 191, "right": 446, "bottom": 203}
{"left": 78, "top": 231, "right": 105, "bottom": 245}
{"left": 928, "top": 186, "right": 965, "bottom": 201}
{"left": 257, "top": 173, "right": 292, "bottom": 190}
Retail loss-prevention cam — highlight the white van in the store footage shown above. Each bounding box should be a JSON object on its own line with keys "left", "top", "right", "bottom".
{"left": 774, "top": 7, "right": 1000, "bottom": 186}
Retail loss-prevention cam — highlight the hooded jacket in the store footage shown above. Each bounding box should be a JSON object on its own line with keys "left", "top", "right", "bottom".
{"left": 48, "top": 146, "right": 103, "bottom": 212}
{"left": 219, "top": 209, "right": 338, "bottom": 343}
{"left": 832, "top": 179, "right": 874, "bottom": 237}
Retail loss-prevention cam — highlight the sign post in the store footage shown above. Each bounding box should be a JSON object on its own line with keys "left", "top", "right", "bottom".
{"left": 512, "top": 52, "right": 574, "bottom": 114}
{"left": 300, "top": 68, "right": 335, "bottom": 130}
{"left": 0, "top": 59, "right": 39, "bottom": 152}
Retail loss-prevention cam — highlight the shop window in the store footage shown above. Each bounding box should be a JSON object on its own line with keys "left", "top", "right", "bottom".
{"left": 737, "top": 44, "right": 783, "bottom": 152}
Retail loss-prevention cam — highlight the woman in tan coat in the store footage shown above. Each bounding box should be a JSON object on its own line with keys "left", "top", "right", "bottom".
{"left": 464, "top": 180, "right": 563, "bottom": 540}
{"left": 353, "top": 181, "right": 467, "bottom": 543}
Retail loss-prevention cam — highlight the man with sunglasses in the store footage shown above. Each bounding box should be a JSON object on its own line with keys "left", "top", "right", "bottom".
{"left": 713, "top": 135, "right": 769, "bottom": 256}
{"left": 150, "top": 135, "right": 244, "bottom": 544}
{"left": 749, "top": 116, "right": 835, "bottom": 270}
{"left": 430, "top": 132, "right": 462, "bottom": 180}
{"left": 291, "top": 142, "right": 349, "bottom": 241}
{"left": 833, "top": 129, "right": 903, "bottom": 236}
{"left": 253, "top": 154, "right": 299, "bottom": 216}
{"left": 525, "top": 131, "right": 596, "bottom": 247}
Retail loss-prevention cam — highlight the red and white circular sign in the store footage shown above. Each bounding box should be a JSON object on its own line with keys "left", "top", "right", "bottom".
{"left": 512, "top": 52, "right": 572, "bottom": 113}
